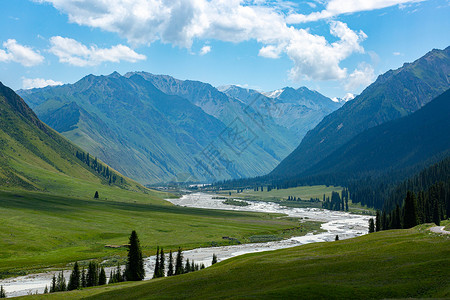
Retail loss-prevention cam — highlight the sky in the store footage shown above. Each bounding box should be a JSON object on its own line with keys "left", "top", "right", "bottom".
{"left": 0, "top": 0, "right": 449, "bottom": 98}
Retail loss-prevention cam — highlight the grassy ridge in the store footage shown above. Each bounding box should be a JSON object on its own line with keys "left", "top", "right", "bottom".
{"left": 19, "top": 226, "right": 450, "bottom": 299}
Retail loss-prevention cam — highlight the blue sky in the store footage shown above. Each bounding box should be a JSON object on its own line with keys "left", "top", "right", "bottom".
{"left": 0, "top": 0, "right": 449, "bottom": 98}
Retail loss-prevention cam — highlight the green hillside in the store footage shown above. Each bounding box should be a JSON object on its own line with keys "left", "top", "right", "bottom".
{"left": 272, "top": 46, "right": 450, "bottom": 178}
{"left": 0, "top": 81, "right": 132, "bottom": 192}
{"left": 20, "top": 226, "right": 450, "bottom": 299}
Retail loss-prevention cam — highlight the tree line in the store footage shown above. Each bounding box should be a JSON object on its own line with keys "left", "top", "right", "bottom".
{"left": 75, "top": 150, "right": 125, "bottom": 185}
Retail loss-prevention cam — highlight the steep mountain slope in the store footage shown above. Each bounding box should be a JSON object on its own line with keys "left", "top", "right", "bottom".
{"left": 0, "top": 81, "right": 129, "bottom": 191}
{"left": 19, "top": 73, "right": 289, "bottom": 184}
{"left": 272, "top": 46, "right": 450, "bottom": 177}
{"left": 303, "top": 88, "right": 450, "bottom": 177}
{"left": 221, "top": 85, "right": 342, "bottom": 139}
{"left": 125, "top": 72, "right": 298, "bottom": 155}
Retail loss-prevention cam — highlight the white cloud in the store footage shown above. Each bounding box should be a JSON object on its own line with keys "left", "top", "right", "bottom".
{"left": 37, "top": 0, "right": 374, "bottom": 82}
{"left": 22, "top": 77, "right": 63, "bottom": 89}
{"left": 393, "top": 51, "right": 402, "bottom": 55}
{"left": 199, "top": 45, "right": 211, "bottom": 55}
{"left": 0, "top": 39, "right": 44, "bottom": 66}
{"left": 345, "top": 63, "right": 376, "bottom": 91}
{"left": 49, "top": 36, "right": 146, "bottom": 66}
{"left": 286, "top": 0, "right": 425, "bottom": 23}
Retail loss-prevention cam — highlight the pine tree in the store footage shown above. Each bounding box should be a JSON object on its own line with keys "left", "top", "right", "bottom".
{"left": 115, "top": 264, "right": 123, "bottom": 282}
{"left": 98, "top": 267, "right": 107, "bottom": 285}
{"left": 0, "top": 286, "right": 6, "bottom": 298}
{"left": 86, "top": 261, "right": 98, "bottom": 287}
{"left": 94, "top": 191, "right": 99, "bottom": 199}
{"left": 125, "top": 230, "right": 145, "bottom": 281}
{"left": 175, "top": 247, "right": 183, "bottom": 275}
{"left": 184, "top": 258, "right": 190, "bottom": 273}
{"left": 44, "top": 285, "right": 48, "bottom": 294}
{"left": 153, "top": 246, "right": 160, "bottom": 279}
{"left": 335, "top": 235, "right": 339, "bottom": 241}
{"left": 403, "top": 191, "right": 418, "bottom": 229}
{"left": 212, "top": 253, "right": 218, "bottom": 265}
{"left": 375, "top": 210, "right": 381, "bottom": 232}
{"left": 167, "top": 250, "right": 174, "bottom": 276}
{"left": 56, "top": 271, "right": 66, "bottom": 292}
{"left": 81, "top": 268, "right": 87, "bottom": 288}
{"left": 50, "top": 274, "right": 56, "bottom": 293}
{"left": 159, "top": 248, "right": 165, "bottom": 277}
{"left": 368, "top": 218, "right": 375, "bottom": 233}
{"left": 67, "top": 261, "right": 80, "bottom": 291}
{"left": 108, "top": 270, "right": 115, "bottom": 284}
{"left": 200, "top": 264, "right": 205, "bottom": 269}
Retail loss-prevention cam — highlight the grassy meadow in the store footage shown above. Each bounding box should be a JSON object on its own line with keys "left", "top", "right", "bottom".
{"left": 18, "top": 225, "right": 450, "bottom": 299}
{"left": 215, "top": 185, "right": 375, "bottom": 214}
{"left": 0, "top": 186, "right": 311, "bottom": 278}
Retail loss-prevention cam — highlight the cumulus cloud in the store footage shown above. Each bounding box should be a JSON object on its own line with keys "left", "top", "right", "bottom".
{"left": 200, "top": 45, "right": 211, "bottom": 55}
{"left": 49, "top": 36, "right": 146, "bottom": 66}
{"left": 0, "top": 39, "right": 44, "bottom": 66}
{"left": 286, "top": 0, "right": 425, "bottom": 23}
{"left": 345, "top": 62, "right": 376, "bottom": 91}
{"left": 22, "top": 77, "right": 63, "bottom": 89}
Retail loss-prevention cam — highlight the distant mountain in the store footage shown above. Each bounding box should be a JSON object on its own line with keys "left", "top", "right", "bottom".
{"left": 303, "top": 88, "right": 450, "bottom": 177}
{"left": 20, "top": 73, "right": 303, "bottom": 184}
{"left": 272, "top": 46, "right": 450, "bottom": 178}
{"left": 0, "top": 81, "right": 130, "bottom": 191}
{"left": 219, "top": 85, "right": 342, "bottom": 140}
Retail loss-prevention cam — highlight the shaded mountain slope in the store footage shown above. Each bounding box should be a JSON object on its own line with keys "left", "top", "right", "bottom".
{"left": 303, "top": 88, "right": 450, "bottom": 177}
{"left": 272, "top": 46, "right": 450, "bottom": 178}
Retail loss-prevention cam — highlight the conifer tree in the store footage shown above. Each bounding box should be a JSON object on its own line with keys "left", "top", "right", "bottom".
{"left": 0, "top": 286, "right": 5, "bottom": 298}
{"left": 167, "top": 250, "right": 174, "bottom": 276}
{"left": 159, "top": 248, "right": 165, "bottom": 277}
{"left": 94, "top": 191, "right": 99, "bottom": 199}
{"left": 153, "top": 246, "right": 160, "bottom": 279}
{"left": 44, "top": 285, "right": 48, "bottom": 294}
{"left": 200, "top": 264, "right": 205, "bottom": 269}
{"left": 175, "top": 247, "right": 184, "bottom": 275}
{"left": 108, "top": 270, "right": 115, "bottom": 284}
{"left": 335, "top": 235, "right": 339, "bottom": 241}
{"left": 81, "top": 268, "right": 87, "bottom": 288}
{"left": 115, "top": 264, "right": 123, "bottom": 282}
{"left": 212, "top": 253, "right": 218, "bottom": 265}
{"left": 184, "top": 258, "right": 190, "bottom": 273}
{"left": 50, "top": 274, "right": 56, "bottom": 293}
{"left": 375, "top": 210, "right": 381, "bottom": 232}
{"left": 125, "top": 230, "right": 145, "bottom": 281}
{"left": 67, "top": 262, "right": 80, "bottom": 291}
{"left": 98, "top": 267, "right": 107, "bottom": 285}
{"left": 368, "top": 218, "right": 375, "bottom": 233}
{"left": 86, "top": 261, "right": 98, "bottom": 287}
{"left": 56, "top": 271, "right": 66, "bottom": 292}
{"left": 403, "top": 191, "right": 418, "bottom": 229}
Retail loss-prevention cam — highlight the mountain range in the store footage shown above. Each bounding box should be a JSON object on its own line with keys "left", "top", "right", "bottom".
{"left": 272, "top": 46, "right": 450, "bottom": 178}
{"left": 18, "top": 72, "right": 341, "bottom": 184}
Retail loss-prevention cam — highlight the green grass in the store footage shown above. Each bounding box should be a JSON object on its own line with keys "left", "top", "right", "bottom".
{"left": 215, "top": 185, "right": 375, "bottom": 214}
{"left": 20, "top": 226, "right": 450, "bottom": 299}
{"left": 0, "top": 189, "right": 309, "bottom": 278}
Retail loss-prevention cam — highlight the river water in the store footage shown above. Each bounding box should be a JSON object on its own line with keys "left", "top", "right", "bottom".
{"left": 0, "top": 192, "right": 370, "bottom": 297}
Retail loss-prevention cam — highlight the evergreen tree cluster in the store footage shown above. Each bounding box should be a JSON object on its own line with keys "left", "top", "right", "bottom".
{"left": 75, "top": 150, "right": 125, "bottom": 185}
{"left": 46, "top": 262, "right": 108, "bottom": 294}
{"left": 322, "top": 191, "right": 348, "bottom": 211}
{"left": 154, "top": 247, "right": 206, "bottom": 278}
{"left": 366, "top": 157, "right": 450, "bottom": 232}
